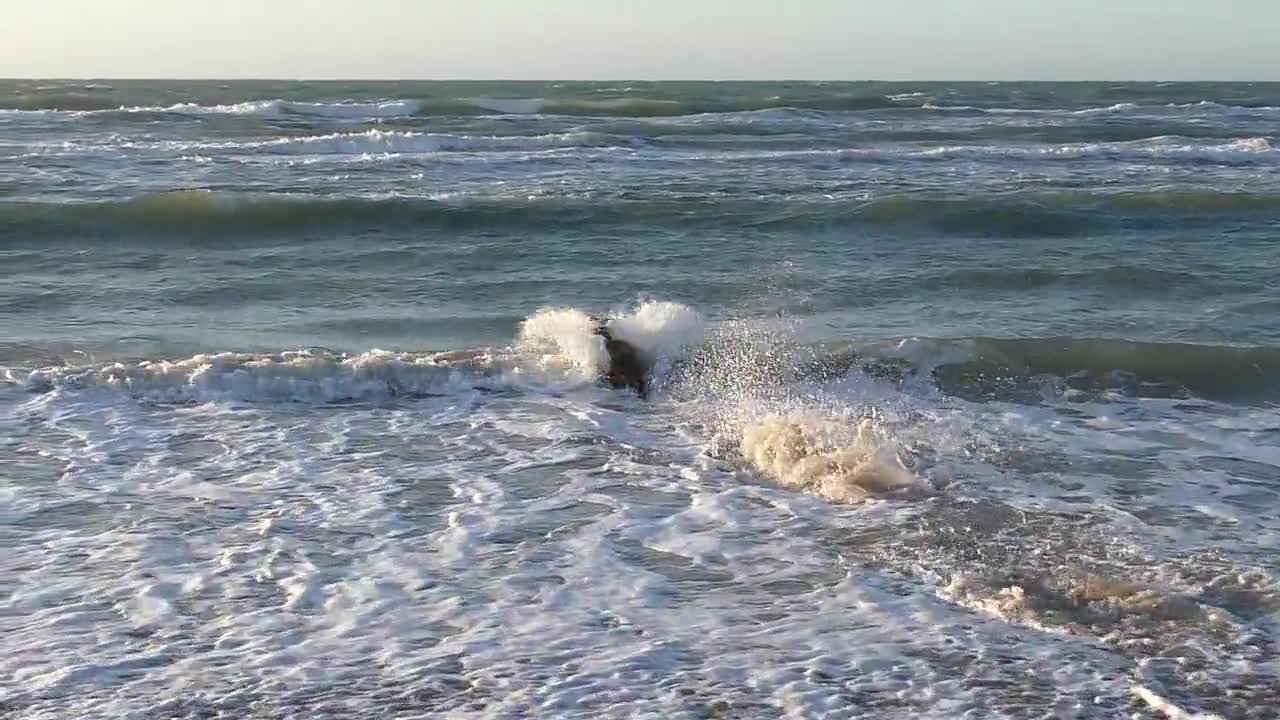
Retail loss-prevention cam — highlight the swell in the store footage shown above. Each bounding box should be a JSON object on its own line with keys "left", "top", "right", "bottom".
{"left": 861, "top": 337, "right": 1280, "bottom": 403}
{"left": 7, "top": 188, "right": 1280, "bottom": 240}
{"left": 913, "top": 265, "right": 1249, "bottom": 294}
{"left": 749, "top": 188, "right": 1280, "bottom": 237}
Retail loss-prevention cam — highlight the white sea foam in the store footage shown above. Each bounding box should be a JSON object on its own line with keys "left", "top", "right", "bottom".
{"left": 7, "top": 301, "right": 1280, "bottom": 719}
{"left": 739, "top": 412, "right": 918, "bottom": 502}
{"left": 516, "top": 307, "right": 612, "bottom": 380}
{"left": 886, "top": 91, "right": 932, "bottom": 102}
{"left": 0, "top": 99, "right": 423, "bottom": 118}
{"left": 212, "top": 129, "right": 616, "bottom": 155}
{"left": 731, "top": 137, "right": 1280, "bottom": 165}
{"left": 16, "top": 350, "right": 489, "bottom": 403}
{"left": 515, "top": 300, "right": 705, "bottom": 385}
{"left": 602, "top": 300, "right": 706, "bottom": 372}
{"left": 277, "top": 99, "right": 422, "bottom": 118}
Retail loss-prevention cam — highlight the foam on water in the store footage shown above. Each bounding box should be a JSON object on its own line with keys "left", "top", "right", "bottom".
{"left": 0, "top": 99, "right": 425, "bottom": 118}
{"left": 602, "top": 300, "right": 706, "bottom": 376}
{"left": 226, "top": 129, "right": 617, "bottom": 156}
{"left": 739, "top": 413, "right": 918, "bottom": 502}
{"left": 13, "top": 350, "right": 493, "bottom": 403}
{"left": 516, "top": 307, "right": 611, "bottom": 380}
{"left": 6, "top": 300, "right": 1280, "bottom": 718}
{"left": 515, "top": 300, "right": 706, "bottom": 386}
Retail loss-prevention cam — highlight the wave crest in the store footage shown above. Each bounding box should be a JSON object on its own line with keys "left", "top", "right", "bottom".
{"left": 231, "top": 129, "right": 618, "bottom": 155}
{"left": 740, "top": 414, "right": 919, "bottom": 503}
{"left": 515, "top": 301, "right": 705, "bottom": 385}
{"left": 14, "top": 350, "right": 491, "bottom": 403}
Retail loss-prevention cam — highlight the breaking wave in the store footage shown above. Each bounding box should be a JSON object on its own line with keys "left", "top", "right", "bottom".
{"left": 8, "top": 301, "right": 708, "bottom": 405}
{"left": 740, "top": 413, "right": 920, "bottom": 503}
{"left": 0, "top": 98, "right": 424, "bottom": 118}
{"left": 515, "top": 301, "right": 705, "bottom": 384}
{"left": 0, "top": 94, "right": 910, "bottom": 117}
{"left": 10, "top": 350, "right": 494, "bottom": 404}
{"left": 201, "top": 129, "right": 622, "bottom": 155}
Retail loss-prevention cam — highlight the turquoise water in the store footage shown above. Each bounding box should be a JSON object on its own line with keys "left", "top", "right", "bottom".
{"left": 3, "top": 81, "right": 1279, "bottom": 719}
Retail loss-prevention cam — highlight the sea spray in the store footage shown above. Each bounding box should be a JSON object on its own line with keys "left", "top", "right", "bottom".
{"left": 740, "top": 412, "right": 918, "bottom": 502}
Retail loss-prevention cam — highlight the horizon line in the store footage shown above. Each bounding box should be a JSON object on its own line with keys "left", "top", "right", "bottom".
{"left": 3, "top": 77, "right": 1278, "bottom": 84}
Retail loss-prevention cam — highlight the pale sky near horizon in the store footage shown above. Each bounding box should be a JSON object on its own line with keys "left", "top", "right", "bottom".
{"left": 3, "top": 0, "right": 1277, "bottom": 80}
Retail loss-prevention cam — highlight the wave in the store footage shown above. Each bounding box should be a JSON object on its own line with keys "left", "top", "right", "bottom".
{"left": 1166, "top": 100, "right": 1280, "bottom": 112}
{"left": 515, "top": 302, "right": 705, "bottom": 384}
{"left": 471, "top": 96, "right": 914, "bottom": 116}
{"left": 0, "top": 191, "right": 677, "bottom": 239}
{"left": 7, "top": 188, "right": 1280, "bottom": 240}
{"left": 740, "top": 413, "right": 921, "bottom": 503}
{"left": 10, "top": 350, "right": 494, "bottom": 404}
{"left": 5, "top": 85, "right": 1280, "bottom": 119}
{"left": 18, "top": 135, "right": 1275, "bottom": 171}
{"left": 0, "top": 94, "right": 917, "bottom": 118}
{"left": 19, "top": 94, "right": 1223, "bottom": 119}
{"left": 10, "top": 130, "right": 629, "bottom": 161}
{"left": 803, "top": 137, "right": 1278, "bottom": 164}
{"left": 922, "top": 101, "right": 1279, "bottom": 116}
{"left": 8, "top": 301, "right": 707, "bottom": 404}
{"left": 209, "top": 129, "right": 622, "bottom": 155}
{"left": 855, "top": 187, "right": 1280, "bottom": 233}
{"left": 927, "top": 102, "right": 1142, "bottom": 115}
{"left": 749, "top": 188, "right": 1280, "bottom": 237}
{"left": 867, "top": 337, "right": 1280, "bottom": 403}
{"left": 907, "top": 265, "right": 1240, "bottom": 294}
{"left": 0, "top": 98, "right": 424, "bottom": 118}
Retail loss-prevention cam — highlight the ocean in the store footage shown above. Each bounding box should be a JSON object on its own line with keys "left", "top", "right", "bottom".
{"left": 3, "top": 80, "right": 1279, "bottom": 719}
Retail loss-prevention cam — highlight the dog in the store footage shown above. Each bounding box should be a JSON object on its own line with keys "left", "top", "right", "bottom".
{"left": 593, "top": 319, "right": 649, "bottom": 398}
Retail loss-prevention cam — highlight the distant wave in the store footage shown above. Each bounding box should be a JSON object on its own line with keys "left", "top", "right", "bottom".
{"left": 12, "top": 94, "right": 1276, "bottom": 119}
{"left": 0, "top": 94, "right": 910, "bottom": 117}
{"left": 767, "top": 137, "right": 1278, "bottom": 164}
{"left": 8, "top": 130, "right": 633, "bottom": 161}
{"left": 922, "top": 102, "right": 1280, "bottom": 116}
{"left": 899, "top": 265, "right": 1243, "bottom": 297}
{"left": 6, "top": 83, "right": 1280, "bottom": 120}
{"left": 6, "top": 188, "right": 1280, "bottom": 240}
{"left": 922, "top": 102, "right": 1141, "bottom": 115}
{"left": 0, "top": 98, "right": 424, "bottom": 118}
{"left": 15, "top": 131, "right": 1273, "bottom": 166}
{"left": 200, "top": 129, "right": 624, "bottom": 155}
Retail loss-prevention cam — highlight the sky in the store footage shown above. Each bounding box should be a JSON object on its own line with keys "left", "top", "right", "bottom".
{"left": 3, "top": 0, "right": 1277, "bottom": 80}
